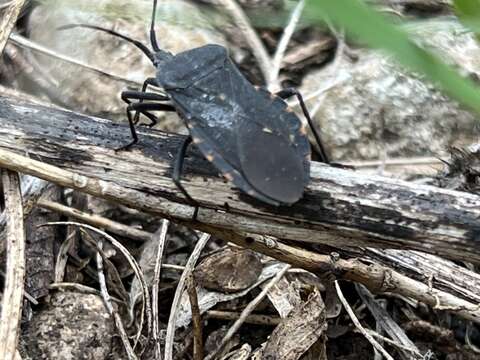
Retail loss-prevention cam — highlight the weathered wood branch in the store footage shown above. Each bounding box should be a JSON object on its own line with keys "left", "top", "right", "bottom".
{"left": 1, "top": 95, "right": 480, "bottom": 263}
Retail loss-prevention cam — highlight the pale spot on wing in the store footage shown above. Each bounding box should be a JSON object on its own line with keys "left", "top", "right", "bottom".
{"left": 299, "top": 124, "right": 307, "bottom": 135}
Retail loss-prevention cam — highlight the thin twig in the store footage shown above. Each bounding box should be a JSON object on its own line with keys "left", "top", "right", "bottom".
{"left": 152, "top": 219, "right": 170, "bottom": 360}
{"left": 0, "top": 1, "right": 14, "bottom": 11}
{"left": 0, "top": 269, "right": 37, "bottom": 305}
{"left": 164, "top": 233, "right": 211, "bottom": 360}
{"left": 9, "top": 33, "right": 143, "bottom": 88}
{"left": 269, "top": 0, "right": 305, "bottom": 90}
{"left": 39, "top": 199, "right": 153, "bottom": 243}
{"left": 335, "top": 281, "right": 394, "bottom": 360}
{"left": 218, "top": 0, "right": 272, "bottom": 84}
{"left": 43, "top": 222, "right": 151, "bottom": 351}
{"left": 95, "top": 240, "right": 137, "bottom": 360}
{"left": 49, "top": 282, "right": 124, "bottom": 304}
{"left": 186, "top": 274, "right": 204, "bottom": 360}
{"left": 365, "top": 329, "right": 424, "bottom": 357}
{"left": 0, "top": 170, "right": 25, "bottom": 360}
{"left": 206, "top": 310, "right": 281, "bottom": 326}
{"left": 343, "top": 156, "right": 443, "bottom": 168}
{"left": 54, "top": 231, "right": 76, "bottom": 283}
{"left": 205, "top": 264, "right": 291, "bottom": 360}
{"left": 310, "top": 30, "right": 346, "bottom": 118}
{"left": 0, "top": 0, "right": 25, "bottom": 54}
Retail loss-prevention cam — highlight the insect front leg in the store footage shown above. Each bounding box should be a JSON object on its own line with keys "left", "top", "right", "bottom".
{"left": 172, "top": 136, "right": 200, "bottom": 220}
{"left": 121, "top": 90, "right": 171, "bottom": 127}
{"left": 133, "top": 77, "right": 167, "bottom": 126}
{"left": 276, "top": 88, "right": 329, "bottom": 164}
{"left": 116, "top": 102, "right": 176, "bottom": 151}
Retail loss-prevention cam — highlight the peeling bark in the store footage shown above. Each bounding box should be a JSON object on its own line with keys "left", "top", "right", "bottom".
{"left": 1, "top": 95, "right": 480, "bottom": 263}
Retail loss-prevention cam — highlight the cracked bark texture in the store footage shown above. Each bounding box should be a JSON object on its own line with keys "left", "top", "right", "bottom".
{"left": 1, "top": 95, "right": 480, "bottom": 263}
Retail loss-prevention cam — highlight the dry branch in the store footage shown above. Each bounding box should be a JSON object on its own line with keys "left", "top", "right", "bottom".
{"left": 0, "top": 0, "right": 25, "bottom": 54}
{"left": 0, "top": 170, "right": 25, "bottom": 360}
{"left": 0, "top": 95, "right": 480, "bottom": 263}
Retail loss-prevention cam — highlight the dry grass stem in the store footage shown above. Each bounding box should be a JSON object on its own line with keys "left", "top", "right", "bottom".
{"left": 335, "top": 281, "right": 394, "bottom": 360}
{"left": 0, "top": 0, "right": 25, "bottom": 54}
{"left": 205, "top": 264, "right": 291, "bottom": 360}
{"left": 43, "top": 222, "right": 151, "bottom": 350}
{"left": 270, "top": 0, "right": 305, "bottom": 90}
{"left": 186, "top": 274, "right": 204, "bottom": 360}
{"left": 0, "top": 170, "right": 25, "bottom": 360}
{"left": 206, "top": 310, "right": 281, "bottom": 326}
{"left": 164, "top": 233, "right": 211, "bottom": 360}
{"left": 9, "top": 33, "right": 143, "bottom": 87}
{"left": 218, "top": 0, "right": 272, "bottom": 84}
{"left": 39, "top": 200, "right": 153, "bottom": 243}
{"left": 152, "top": 219, "right": 170, "bottom": 360}
{"left": 95, "top": 240, "right": 137, "bottom": 360}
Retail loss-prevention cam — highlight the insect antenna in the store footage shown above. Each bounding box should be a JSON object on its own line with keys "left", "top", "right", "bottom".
{"left": 150, "top": 0, "right": 160, "bottom": 52}
{"left": 58, "top": 24, "right": 155, "bottom": 63}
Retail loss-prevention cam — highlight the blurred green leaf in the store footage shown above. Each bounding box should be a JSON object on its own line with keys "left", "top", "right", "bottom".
{"left": 453, "top": 0, "right": 480, "bottom": 35}
{"left": 306, "top": 0, "right": 480, "bottom": 115}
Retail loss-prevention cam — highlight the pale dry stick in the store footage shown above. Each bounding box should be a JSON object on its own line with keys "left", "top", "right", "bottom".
{"left": 0, "top": 0, "right": 25, "bottom": 54}
{"left": 219, "top": 344, "right": 251, "bottom": 360}
{"left": 163, "top": 264, "right": 185, "bottom": 271}
{"left": 343, "top": 156, "right": 443, "bottom": 169}
{"left": 0, "top": 270, "right": 36, "bottom": 305}
{"left": 365, "top": 329, "right": 426, "bottom": 358}
{"left": 0, "top": 1, "right": 14, "bottom": 11}
{"left": 269, "top": 0, "right": 305, "bottom": 90}
{"left": 164, "top": 233, "right": 211, "bottom": 360}
{"left": 152, "top": 219, "right": 170, "bottom": 360}
{"left": 4, "top": 44, "right": 58, "bottom": 90}
{"left": 218, "top": 0, "right": 272, "bottom": 84}
{"left": 54, "top": 231, "right": 76, "bottom": 282}
{"left": 310, "top": 31, "right": 346, "bottom": 118}
{"left": 0, "top": 170, "right": 25, "bottom": 360}
{"left": 0, "top": 175, "right": 50, "bottom": 246}
{"left": 9, "top": 33, "right": 143, "bottom": 88}
{"left": 186, "top": 274, "right": 204, "bottom": 360}
{"left": 49, "top": 282, "right": 125, "bottom": 304}
{"left": 205, "top": 264, "right": 291, "bottom": 360}
{"left": 1, "top": 144, "right": 479, "bottom": 323}
{"left": 39, "top": 199, "right": 153, "bottom": 243}
{"left": 286, "top": 72, "right": 350, "bottom": 108}
{"left": 96, "top": 240, "right": 137, "bottom": 360}
{"left": 206, "top": 310, "right": 281, "bottom": 326}
{"left": 43, "top": 222, "right": 151, "bottom": 351}
{"left": 356, "top": 283, "right": 422, "bottom": 359}
{"left": 335, "top": 281, "right": 394, "bottom": 360}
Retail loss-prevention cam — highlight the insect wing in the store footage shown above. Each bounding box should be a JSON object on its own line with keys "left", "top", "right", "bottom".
{"left": 167, "top": 51, "right": 311, "bottom": 205}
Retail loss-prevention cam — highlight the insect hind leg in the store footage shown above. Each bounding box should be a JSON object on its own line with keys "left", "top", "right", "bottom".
{"left": 173, "top": 136, "right": 200, "bottom": 220}
{"left": 276, "top": 88, "right": 329, "bottom": 164}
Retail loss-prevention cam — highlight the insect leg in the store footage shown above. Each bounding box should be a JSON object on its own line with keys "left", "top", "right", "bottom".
{"left": 172, "top": 136, "right": 200, "bottom": 220}
{"left": 116, "top": 102, "right": 176, "bottom": 151}
{"left": 134, "top": 77, "right": 166, "bottom": 125}
{"left": 121, "top": 89, "right": 173, "bottom": 127}
{"left": 276, "top": 88, "right": 329, "bottom": 164}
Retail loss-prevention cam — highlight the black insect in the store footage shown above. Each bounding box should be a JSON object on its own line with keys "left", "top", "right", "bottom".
{"left": 60, "top": 0, "right": 329, "bottom": 216}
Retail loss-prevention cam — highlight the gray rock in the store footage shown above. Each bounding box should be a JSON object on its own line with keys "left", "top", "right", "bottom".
{"left": 24, "top": 291, "right": 114, "bottom": 360}
{"left": 301, "top": 20, "right": 480, "bottom": 161}
{"left": 27, "top": 0, "right": 226, "bottom": 133}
